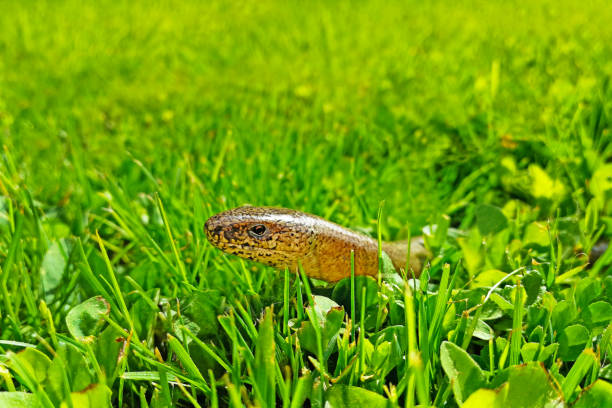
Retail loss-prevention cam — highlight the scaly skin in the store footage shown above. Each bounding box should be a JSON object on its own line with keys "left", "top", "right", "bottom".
{"left": 205, "top": 206, "right": 430, "bottom": 282}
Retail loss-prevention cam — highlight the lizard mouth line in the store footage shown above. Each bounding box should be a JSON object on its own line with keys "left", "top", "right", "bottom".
{"left": 215, "top": 241, "right": 305, "bottom": 256}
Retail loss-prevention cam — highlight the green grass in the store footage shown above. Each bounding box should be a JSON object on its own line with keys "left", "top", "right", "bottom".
{"left": 1, "top": 0, "right": 612, "bottom": 406}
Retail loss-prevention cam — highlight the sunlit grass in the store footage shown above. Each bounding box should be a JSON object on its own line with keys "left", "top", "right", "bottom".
{"left": 1, "top": 0, "right": 612, "bottom": 406}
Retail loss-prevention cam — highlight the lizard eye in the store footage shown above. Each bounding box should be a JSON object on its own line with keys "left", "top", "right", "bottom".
{"left": 249, "top": 224, "right": 267, "bottom": 238}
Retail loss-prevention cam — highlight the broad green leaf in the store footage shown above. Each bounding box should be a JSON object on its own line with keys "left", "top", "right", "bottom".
{"left": 523, "top": 222, "right": 550, "bottom": 246}
{"left": 523, "top": 270, "right": 544, "bottom": 306}
{"left": 40, "top": 239, "right": 71, "bottom": 300}
{"left": 528, "top": 164, "right": 566, "bottom": 200}
{"left": 489, "top": 293, "right": 514, "bottom": 313}
{"left": 325, "top": 384, "right": 389, "bottom": 408}
{"left": 298, "top": 304, "right": 345, "bottom": 359}
{"left": 520, "top": 342, "right": 539, "bottom": 362}
{"left": 552, "top": 300, "right": 577, "bottom": 331}
{"left": 558, "top": 324, "right": 590, "bottom": 361}
{"left": 311, "top": 295, "right": 340, "bottom": 322}
{"left": 181, "top": 289, "right": 223, "bottom": 336}
{"left": 463, "top": 385, "right": 508, "bottom": 407}
{"left": 464, "top": 363, "right": 563, "bottom": 408}
{"left": 476, "top": 204, "right": 508, "bottom": 235}
{"left": 369, "top": 325, "right": 407, "bottom": 353}
{"left": 538, "top": 343, "right": 559, "bottom": 363}
{"left": 253, "top": 307, "right": 275, "bottom": 407}
{"left": 171, "top": 314, "right": 200, "bottom": 345}
{"left": 440, "top": 341, "right": 486, "bottom": 404}
{"left": 520, "top": 342, "right": 558, "bottom": 363}
{"left": 8, "top": 348, "right": 52, "bottom": 384}
{"left": 529, "top": 326, "right": 544, "bottom": 342}
{"left": 70, "top": 383, "right": 112, "bottom": 408}
{"left": 488, "top": 229, "right": 510, "bottom": 266}
{"left": 45, "top": 342, "right": 95, "bottom": 405}
{"left": 0, "top": 392, "right": 39, "bottom": 408}
{"left": 472, "top": 269, "right": 507, "bottom": 288}
{"left": 66, "top": 296, "right": 111, "bottom": 342}
{"left": 472, "top": 319, "right": 494, "bottom": 341}
{"left": 369, "top": 341, "right": 391, "bottom": 371}
{"left": 582, "top": 301, "right": 612, "bottom": 328}
{"left": 575, "top": 279, "right": 602, "bottom": 310}
{"left": 457, "top": 235, "right": 484, "bottom": 276}
{"left": 94, "top": 325, "right": 124, "bottom": 383}
{"left": 574, "top": 380, "right": 612, "bottom": 407}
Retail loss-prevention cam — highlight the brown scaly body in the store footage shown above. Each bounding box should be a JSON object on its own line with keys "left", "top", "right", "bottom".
{"left": 205, "top": 206, "right": 430, "bottom": 282}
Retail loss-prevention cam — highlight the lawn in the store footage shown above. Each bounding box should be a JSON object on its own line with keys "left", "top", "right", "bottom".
{"left": 1, "top": 0, "right": 612, "bottom": 406}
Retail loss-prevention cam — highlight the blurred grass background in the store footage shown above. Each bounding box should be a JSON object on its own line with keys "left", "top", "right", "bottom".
{"left": 2, "top": 0, "right": 611, "bottom": 229}
{"left": 1, "top": 0, "right": 612, "bottom": 406}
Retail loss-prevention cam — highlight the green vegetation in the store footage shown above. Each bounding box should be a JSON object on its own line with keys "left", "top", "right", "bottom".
{"left": 1, "top": 0, "right": 612, "bottom": 406}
